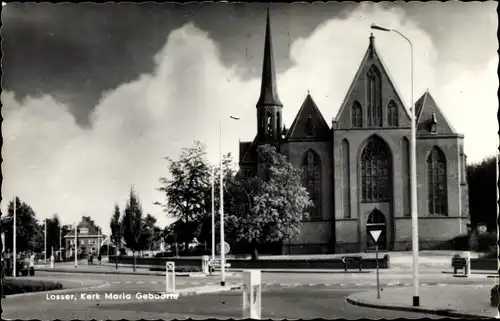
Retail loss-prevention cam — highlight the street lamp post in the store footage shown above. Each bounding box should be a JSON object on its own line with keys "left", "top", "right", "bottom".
{"left": 211, "top": 165, "right": 216, "bottom": 263}
{"left": 74, "top": 222, "right": 78, "bottom": 268}
{"left": 219, "top": 115, "right": 240, "bottom": 287}
{"left": 44, "top": 218, "right": 47, "bottom": 263}
{"left": 371, "top": 24, "right": 420, "bottom": 307}
{"left": 13, "top": 196, "right": 17, "bottom": 278}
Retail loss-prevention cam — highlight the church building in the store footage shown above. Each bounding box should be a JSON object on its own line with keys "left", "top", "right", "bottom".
{"left": 238, "top": 10, "right": 469, "bottom": 254}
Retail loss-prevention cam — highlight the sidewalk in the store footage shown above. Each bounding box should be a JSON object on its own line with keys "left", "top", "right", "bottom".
{"left": 157, "top": 283, "right": 242, "bottom": 297}
{"left": 35, "top": 264, "right": 201, "bottom": 277}
{"left": 346, "top": 284, "right": 499, "bottom": 318}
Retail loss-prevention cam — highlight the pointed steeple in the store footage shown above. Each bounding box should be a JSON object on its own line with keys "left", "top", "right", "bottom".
{"left": 257, "top": 6, "right": 282, "bottom": 107}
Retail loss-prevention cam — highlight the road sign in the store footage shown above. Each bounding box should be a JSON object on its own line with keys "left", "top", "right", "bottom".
{"left": 369, "top": 229, "right": 382, "bottom": 244}
{"left": 216, "top": 242, "right": 230, "bottom": 255}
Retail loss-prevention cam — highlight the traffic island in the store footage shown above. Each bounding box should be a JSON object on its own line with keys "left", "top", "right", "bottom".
{"left": 346, "top": 284, "right": 496, "bottom": 318}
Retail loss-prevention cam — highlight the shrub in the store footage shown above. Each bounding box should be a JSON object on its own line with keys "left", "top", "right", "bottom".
{"left": 149, "top": 266, "right": 201, "bottom": 273}
{"left": 491, "top": 285, "right": 499, "bottom": 307}
{"left": 3, "top": 278, "right": 63, "bottom": 296}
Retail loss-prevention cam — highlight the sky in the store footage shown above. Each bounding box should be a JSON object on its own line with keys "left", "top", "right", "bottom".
{"left": 1, "top": 2, "right": 498, "bottom": 235}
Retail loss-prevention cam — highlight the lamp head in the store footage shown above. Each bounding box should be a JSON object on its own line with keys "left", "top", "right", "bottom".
{"left": 229, "top": 116, "right": 240, "bottom": 120}
{"left": 371, "top": 24, "right": 391, "bottom": 32}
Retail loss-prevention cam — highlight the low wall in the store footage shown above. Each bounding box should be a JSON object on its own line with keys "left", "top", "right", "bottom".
{"left": 470, "top": 258, "right": 497, "bottom": 271}
{"left": 109, "top": 255, "right": 390, "bottom": 270}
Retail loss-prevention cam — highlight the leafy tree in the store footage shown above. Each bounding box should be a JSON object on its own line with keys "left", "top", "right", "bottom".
{"left": 121, "top": 188, "right": 144, "bottom": 271}
{"left": 156, "top": 141, "right": 211, "bottom": 253}
{"left": 110, "top": 204, "right": 123, "bottom": 269}
{"left": 467, "top": 156, "right": 496, "bottom": 231}
{"left": 138, "top": 214, "right": 159, "bottom": 254}
{"left": 228, "top": 145, "right": 311, "bottom": 260}
{"left": 43, "top": 214, "right": 61, "bottom": 257}
{"left": 2, "top": 197, "right": 40, "bottom": 254}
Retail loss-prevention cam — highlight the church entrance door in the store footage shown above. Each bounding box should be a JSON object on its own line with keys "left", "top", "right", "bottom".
{"left": 366, "top": 209, "right": 387, "bottom": 251}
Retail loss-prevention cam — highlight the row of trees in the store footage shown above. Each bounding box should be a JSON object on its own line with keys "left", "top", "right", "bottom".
{"left": 154, "top": 141, "right": 312, "bottom": 260}
{"left": 109, "top": 189, "right": 162, "bottom": 271}
{"left": 0, "top": 197, "right": 72, "bottom": 257}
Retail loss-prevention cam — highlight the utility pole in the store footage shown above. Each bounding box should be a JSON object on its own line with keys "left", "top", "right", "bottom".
{"left": 13, "top": 196, "right": 17, "bottom": 278}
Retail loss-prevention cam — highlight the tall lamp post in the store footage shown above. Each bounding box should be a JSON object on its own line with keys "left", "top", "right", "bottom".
{"left": 219, "top": 115, "right": 240, "bottom": 287}
{"left": 211, "top": 165, "right": 216, "bottom": 263}
{"left": 13, "top": 196, "right": 17, "bottom": 278}
{"left": 371, "top": 24, "right": 420, "bottom": 307}
{"left": 44, "top": 218, "right": 47, "bottom": 263}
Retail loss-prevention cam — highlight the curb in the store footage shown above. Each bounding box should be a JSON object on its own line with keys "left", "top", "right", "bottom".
{"left": 35, "top": 268, "right": 193, "bottom": 277}
{"left": 4, "top": 280, "right": 111, "bottom": 298}
{"left": 345, "top": 296, "right": 491, "bottom": 319}
{"left": 157, "top": 284, "right": 242, "bottom": 297}
{"left": 226, "top": 269, "right": 372, "bottom": 274}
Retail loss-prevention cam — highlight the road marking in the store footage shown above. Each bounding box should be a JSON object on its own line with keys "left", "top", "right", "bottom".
{"left": 111, "top": 281, "right": 121, "bottom": 284}
{"left": 421, "top": 283, "right": 427, "bottom": 286}
{"left": 136, "top": 281, "right": 145, "bottom": 284}
{"left": 437, "top": 283, "right": 446, "bottom": 286}
{"left": 124, "top": 281, "right": 133, "bottom": 284}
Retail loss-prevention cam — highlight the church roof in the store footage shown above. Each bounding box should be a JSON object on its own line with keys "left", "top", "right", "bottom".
{"left": 239, "top": 136, "right": 259, "bottom": 164}
{"left": 333, "top": 33, "right": 411, "bottom": 123}
{"left": 415, "top": 90, "right": 458, "bottom": 135}
{"left": 286, "top": 93, "right": 330, "bottom": 140}
{"left": 256, "top": 7, "right": 282, "bottom": 107}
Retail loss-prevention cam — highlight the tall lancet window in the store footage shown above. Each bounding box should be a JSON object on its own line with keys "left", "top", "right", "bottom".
{"left": 352, "top": 101, "right": 362, "bottom": 128}
{"left": 367, "top": 66, "right": 382, "bottom": 127}
{"left": 361, "top": 137, "right": 390, "bottom": 202}
{"left": 427, "top": 147, "right": 448, "bottom": 216}
{"left": 301, "top": 150, "right": 322, "bottom": 220}
{"left": 267, "top": 112, "right": 273, "bottom": 136}
{"left": 387, "top": 100, "right": 398, "bottom": 127}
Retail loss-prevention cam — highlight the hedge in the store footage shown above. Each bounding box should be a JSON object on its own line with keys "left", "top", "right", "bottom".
{"left": 2, "top": 278, "right": 63, "bottom": 296}
{"left": 149, "top": 266, "right": 201, "bottom": 273}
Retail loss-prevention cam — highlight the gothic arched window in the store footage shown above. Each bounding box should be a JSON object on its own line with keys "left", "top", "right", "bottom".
{"left": 301, "top": 150, "right": 321, "bottom": 220}
{"left": 367, "top": 66, "right": 382, "bottom": 127}
{"left": 352, "top": 101, "right": 362, "bottom": 128}
{"left": 267, "top": 112, "right": 273, "bottom": 136}
{"left": 387, "top": 100, "right": 398, "bottom": 127}
{"left": 276, "top": 112, "right": 281, "bottom": 136}
{"left": 361, "top": 136, "right": 390, "bottom": 202}
{"left": 427, "top": 147, "right": 448, "bottom": 215}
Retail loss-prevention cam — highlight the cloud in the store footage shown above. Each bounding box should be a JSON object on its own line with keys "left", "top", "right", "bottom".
{"left": 2, "top": 3, "right": 496, "bottom": 233}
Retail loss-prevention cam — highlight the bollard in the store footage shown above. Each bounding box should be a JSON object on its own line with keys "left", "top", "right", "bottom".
{"left": 242, "top": 270, "right": 261, "bottom": 320}
{"left": 202, "top": 255, "right": 209, "bottom": 275}
{"left": 50, "top": 255, "right": 55, "bottom": 269}
{"left": 165, "top": 261, "right": 176, "bottom": 293}
{"left": 465, "top": 251, "right": 471, "bottom": 276}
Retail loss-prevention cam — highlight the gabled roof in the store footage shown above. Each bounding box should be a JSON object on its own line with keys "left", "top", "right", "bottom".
{"left": 239, "top": 136, "right": 259, "bottom": 164}
{"left": 415, "top": 90, "right": 457, "bottom": 134}
{"left": 64, "top": 221, "right": 103, "bottom": 238}
{"left": 334, "top": 34, "right": 411, "bottom": 123}
{"left": 286, "top": 93, "right": 330, "bottom": 140}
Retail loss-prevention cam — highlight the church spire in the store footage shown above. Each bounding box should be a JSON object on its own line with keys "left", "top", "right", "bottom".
{"left": 257, "top": 6, "right": 282, "bottom": 107}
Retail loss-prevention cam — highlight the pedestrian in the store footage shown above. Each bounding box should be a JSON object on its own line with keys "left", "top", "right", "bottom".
{"left": 98, "top": 253, "right": 102, "bottom": 265}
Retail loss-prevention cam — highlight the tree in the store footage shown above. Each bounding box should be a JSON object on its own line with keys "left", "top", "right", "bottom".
{"left": 2, "top": 197, "right": 40, "bottom": 254}
{"left": 110, "top": 204, "right": 123, "bottom": 269}
{"left": 44, "top": 214, "right": 61, "bottom": 257}
{"left": 156, "top": 141, "right": 211, "bottom": 253}
{"left": 467, "top": 156, "right": 496, "bottom": 231}
{"left": 121, "top": 188, "right": 144, "bottom": 272}
{"left": 138, "top": 214, "right": 159, "bottom": 255}
{"left": 228, "top": 145, "right": 312, "bottom": 260}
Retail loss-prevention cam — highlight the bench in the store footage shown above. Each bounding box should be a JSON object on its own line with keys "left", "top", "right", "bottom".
{"left": 209, "top": 259, "right": 231, "bottom": 272}
{"left": 451, "top": 256, "right": 467, "bottom": 274}
{"left": 342, "top": 256, "right": 363, "bottom": 272}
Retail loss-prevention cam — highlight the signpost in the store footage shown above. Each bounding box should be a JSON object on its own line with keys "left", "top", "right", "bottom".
{"left": 165, "top": 261, "right": 175, "bottom": 293}
{"left": 369, "top": 229, "right": 383, "bottom": 299}
{"left": 216, "top": 242, "right": 230, "bottom": 255}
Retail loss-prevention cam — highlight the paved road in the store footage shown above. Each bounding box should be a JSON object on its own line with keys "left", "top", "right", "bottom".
{"left": 2, "top": 270, "right": 493, "bottom": 319}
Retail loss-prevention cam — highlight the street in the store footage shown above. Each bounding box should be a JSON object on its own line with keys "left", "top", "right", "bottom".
{"left": 2, "top": 270, "right": 494, "bottom": 319}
